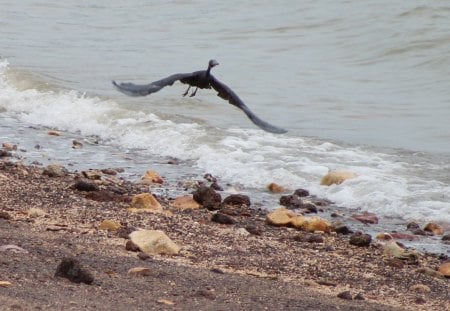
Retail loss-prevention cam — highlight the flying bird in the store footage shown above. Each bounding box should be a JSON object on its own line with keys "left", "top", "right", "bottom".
{"left": 112, "top": 60, "right": 287, "bottom": 134}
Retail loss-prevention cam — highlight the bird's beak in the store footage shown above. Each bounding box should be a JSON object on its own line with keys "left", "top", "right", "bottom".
{"left": 211, "top": 60, "right": 219, "bottom": 66}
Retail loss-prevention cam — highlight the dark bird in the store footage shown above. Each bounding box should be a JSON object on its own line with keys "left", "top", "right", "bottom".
{"left": 112, "top": 60, "right": 287, "bottom": 134}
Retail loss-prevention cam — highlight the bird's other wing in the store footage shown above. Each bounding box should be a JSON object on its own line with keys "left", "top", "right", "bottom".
{"left": 112, "top": 73, "right": 195, "bottom": 97}
{"left": 209, "top": 75, "right": 287, "bottom": 134}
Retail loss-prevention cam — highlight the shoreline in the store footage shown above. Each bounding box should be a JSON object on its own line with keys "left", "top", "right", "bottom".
{"left": 1, "top": 148, "right": 449, "bottom": 310}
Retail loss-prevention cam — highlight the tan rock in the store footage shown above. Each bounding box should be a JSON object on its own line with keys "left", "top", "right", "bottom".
{"left": 290, "top": 216, "right": 308, "bottom": 229}
{"left": 28, "top": 208, "right": 46, "bottom": 218}
{"left": 266, "top": 208, "right": 297, "bottom": 226}
{"left": 320, "top": 170, "right": 357, "bottom": 186}
{"left": 267, "top": 182, "right": 285, "bottom": 193}
{"left": 416, "top": 267, "right": 445, "bottom": 279}
{"left": 129, "top": 193, "right": 162, "bottom": 211}
{"left": 141, "top": 170, "right": 164, "bottom": 184}
{"left": 2, "top": 143, "right": 16, "bottom": 151}
{"left": 424, "top": 223, "right": 444, "bottom": 235}
{"left": 171, "top": 195, "right": 201, "bottom": 210}
{"left": 409, "top": 284, "right": 431, "bottom": 293}
{"left": 0, "top": 281, "right": 12, "bottom": 287}
{"left": 129, "top": 230, "right": 180, "bottom": 256}
{"left": 302, "top": 217, "right": 332, "bottom": 233}
{"left": 438, "top": 262, "right": 450, "bottom": 277}
{"left": 82, "top": 169, "right": 103, "bottom": 180}
{"left": 383, "top": 241, "right": 406, "bottom": 258}
{"left": 157, "top": 299, "right": 175, "bottom": 305}
{"left": 48, "top": 130, "right": 62, "bottom": 136}
{"left": 376, "top": 233, "right": 393, "bottom": 240}
{"left": 98, "top": 220, "right": 121, "bottom": 231}
{"left": 127, "top": 267, "right": 152, "bottom": 277}
{"left": 43, "top": 164, "right": 65, "bottom": 177}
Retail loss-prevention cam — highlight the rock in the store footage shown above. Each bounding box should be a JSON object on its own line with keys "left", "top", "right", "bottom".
{"left": 320, "top": 170, "right": 356, "bottom": 186}
{"left": 438, "top": 262, "right": 450, "bottom": 277}
{"left": 294, "top": 188, "right": 309, "bottom": 197}
{"left": 129, "top": 230, "right": 180, "bottom": 256}
{"left": 72, "top": 140, "right": 83, "bottom": 149}
{"left": 385, "top": 258, "right": 405, "bottom": 269}
{"left": 98, "top": 220, "right": 122, "bottom": 231}
{"left": 125, "top": 240, "right": 140, "bottom": 252}
{"left": 2, "top": 143, "right": 16, "bottom": 151}
{"left": 195, "top": 288, "right": 216, "bottom": 300}
{"left": 290, "top": 216, "right": 308, "bottom": 229}
{"left": 0, "top": 245, "right": 28, "bottom": 253}
{"left": 407, "top": 222, "right": 420, "bottom": 230}
{"left": 157, "top": 299, "right": 175, "bottom": 306}
{"left": 266, "top": 208, "right": 297, "bottom": 226}
{"left": 210, "top": 182, "right": 223, "bottom": 191}
{"left": 129, "top": 193, "right": 162, "bottom": 212}
{"left": 302, "top": 217, "right": 332, "bottom": 233}
{"left": 138, "top": 252, "right": 150, "bottom": 261}
{"left": 0, "top": 281, "right": 12, "bottom": 287}
{"left": 424, "top": 222, "right": 444, "bottom": 235}
{"left": 141, "top": 170, "right": 164, "bottom": 184}
{"left": 409, "top": 284, "right": 431, "bottom": 293}
{"left": 442, "top": 234, "right": 450, "bottom": 243}
{"left": 127, "top": 267, "right": 152, "bottom": 277}
{"left": 193, "top": 185, "right": 222, "bottom": 210}
{"left": 376, "top": 233, "right": 393, "bottom": 240}
{"left": 333, "top": 223, "right": 352, "bottom": 235}
{"left": 43, "top": 164, "right": 66, "bottom": 177}
{"left": 171, "top": 195, "right": 201, "bottom": 210}
{"left": 211, "top": 212, "right": 236, "bottom": 225}
{"left": 416, "top": 267, "right": 445, "bottom": 279}
{"left": 82, "top": 169, "right": 103, "bottom": 180}
{"left": 295, "top": 233, "right": 324, "bottom": 243}
{"left": 337, "top": 290, "right": 353, "bottom": 300}
{"left": 383, "top": 241, "right": 406, "bottom": 257}
{"left": 47, "top": 130, "right": 62, "bottom": 136}
{"left": 222, "top": 194, "right": 251, "bottom": 207}
{"left": 349, "top": 232, "right": 372, "bottom": 247}
{"left": 279, "top": 194, "right": 303, "bottom": 209}
{"left": 351, "top": 212, "right": 378, "bottom": 224}
{"left": 28, "top": 208, "right": 46, "bottom": 218}
{"left": 245, "top": 225, "right": 263, "bottom": 236}
{"left": 389, "top": 232, "right": 418, "bottom": 241}
{"left": 414, "top": 297, "right": 427, "bottom": 305}
{"left": 0, "top": 150, "right": 12, "bottom": 157}
{"left": 73, "top": 179, "right": 100, "bottom": 192}
{"left": 267, "top": 182, "right": 285, "bottom": 193}
{"left": 54, "top": 257, "right": 94, "bottom": 284}
{"left": 353, "top": 293, "right": 365, "bottom": 300}
{"left": 0, "top": 211, "right": 11, "bottom": 220}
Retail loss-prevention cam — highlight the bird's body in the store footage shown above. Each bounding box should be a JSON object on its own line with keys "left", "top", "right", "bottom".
{"left": 112, "top": 60, "right": 287, "bottom": 134}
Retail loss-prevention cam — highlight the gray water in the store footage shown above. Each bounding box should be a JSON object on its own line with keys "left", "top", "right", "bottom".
{"left": 0, "top": 1, "right": 449, "bottom": 253}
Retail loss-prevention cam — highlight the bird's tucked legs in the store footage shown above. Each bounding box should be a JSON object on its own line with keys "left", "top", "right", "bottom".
{"left": 189, "top": 87, "right": 198, "bottom": 97}
{"left": 182, "top": 86, "right": 191, "bottom": 97}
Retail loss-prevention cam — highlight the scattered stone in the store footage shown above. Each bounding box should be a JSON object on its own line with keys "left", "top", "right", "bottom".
{"left": 47, "top": 130, "right": 62, "bottom": 136}
{"left": 0, "top": 281, "right": 12, "bottom": 287}
{"left": 389, "top": 232, "right": 418, "bottom": 240}
{"left": 54, "top": 257, "right": 94, "bottom": 284}
{"left": 385, "top": 258, "right": 405, "bottom": 269}
{"left": 320, "top": 170, "right": 356, "bottom": 186}
{"left": 195, "top": 288, "right": 216, "bottom": 300}
{"left": 2, "top": 143, "right": 17, "bottom": 151}
{"left": 157, "top": 299, "right": 175, "bottom": 306}
{"left": 125, "top": 240, "right": 140, "bottom": 252}
{"left": 101, "top": 168, "right": 118, "bottom": 175}
{"left": 27, "top": 208, "right": 46, "bottom": 218}
{"left": 416, "top": 267, "right": 444, "bottom": 279}
{"left": 279, "top": 194, "right": 303, "bottom": 209}
{"left": 351, "top": 212, "right": 378, "bottom": 224}
{"left": 414, "top": 297, "right": 427, "bottom": 304}
{"left": 72, "top": 140, "right": 83, "bottom": 149}
{"left": 171, "top": 195, "right": 201, "bottom": 210}
{"left": 203, "top": 173, "right": 217, "bottom": 182}
{"left": 222, "top": 194, "right": 251, "bottom": 207}
{"left": 129, "top": 193, "right": 162, "bottom": 212}
{"left": 302, "top": 217, "right": 332, "bottom": 233}
{"left": 0, "top": 150, "right": 12, "bottom": 157}
{"left": 43, "top": 164, "right": 66, "bottom": 177}
{"left": 211, "top": 212, "right": 236, "bottom": 225}
{"left": 193, "top": 185, "right": 222, "bottom": 210}
{"left": 73, "top": 179, "right": 100, "bottom": 192}
{"left": 438, "top": 262, "right": 450, "bottom": 277}
{"left": 0, "top": 245, "right": 28, "bottom": 253}
{"left": 0, "top": 211, "right": 11, "bottom": 220}
{"left": 290, "top": 215, "right": 308, "bottom": 229}
{"left": 349, "top": 232, "right": 372, "bottom": 247}
{"left": 332, "top": 223, "right": 351, "bottom": 235}
{"left": 442, "top": 234, "right": 450, "bottom": 244}
{"left": 245, "top": 225, "right": 263, "bottom": 236}
{"left": 409, "top": 284, "right": 431, "bottom": 293}
{"left": 138, "top": 252, "right": 150, "bottom": 261}
{"left": 266, "top": 208, "right": 297, "bottom": 226}
{"left": 267, "top": 182, "right": 285, "bottom": 193}
{"left": 424, "top": 222, "right": 444, "bottom": 235}
{"left": 354, "top": 292, "right": 365, "bottom": 300}
{"left": 406, "top": 222, "right": 420, "bottom": 230}
{"left": 141, "top": 170, "right": 164, "bottom": 184}
{"left": 302, "top": 201, "right": 318, "bottom": 213}
{"left": 129, "top": 230, "right": 180, "bottom": 256}
{"left": 210, "top": 181, "right": 223, "bottom": 191}
{"left": 294, "top": 188, "right": 309, "bottom": 197}
{"left": 295, "top": 233, "right": 324, "bottom": 243}
{"left": 127, "top": 267, "right": 152, "bottom": 277}
{"left": 337, "top": 290, "right": 353, "bottom": 300}
{"left": 82, "top": 170, "right": 102, "bottom": 180}
{"left": 98, "top": 220, "right": 122, "bottom": 231}
{"left": 376, "top": 233, "right": 393, "bottom": 240}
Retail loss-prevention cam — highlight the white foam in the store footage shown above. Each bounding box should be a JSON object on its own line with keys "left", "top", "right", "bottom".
{"left": 1, "top": 59, "right": 449, "bottom": 224}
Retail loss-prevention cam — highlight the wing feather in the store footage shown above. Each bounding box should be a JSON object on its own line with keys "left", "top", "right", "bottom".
{"left": 209, "top": 75, "right": 287, "bottom": 134}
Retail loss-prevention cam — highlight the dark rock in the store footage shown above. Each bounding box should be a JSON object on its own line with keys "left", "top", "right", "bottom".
{"left": 407, "top": 222, "right": 420, "bottom": 230}
{"left": 210, "top": 182, "right": 223, "bottom": 191}
{"left": 55, "top": 257, "right": 94, "bottom": 284}
{"left": 294, "top": 188, "right": 309, "bottom": 197}
{"left": 385, "top": 258, "right": 405, "bottom": 269}
{"left": 203, "top": 173, "right": 217, "bottom": 182}
{"left": 222, "top": 194, "right": 251, "bottom": 207}
{"left": 349, "top": 231, "right": 372, "bottom": 247}
{"left": 294, "top": 233, "right": 324, "bottom": 244}
{"left": 73, "top": 179, "right": 99, "bottom": 192}
{"left": 279, "top": 194, "right": 303, "bottom": 209}
{"left": 137, "top": 252, "right": 150, "bottom": 261}
{"left": 245, "top": 225, "right": 263, "bottom": 236}
{"left": 210, "top": 268, "right": 225, "bottom": 274}
{"left": 414, "top": 297, "right": 427, "bottom": 305}
{"left": 211, "top": 212, "right": 235, "bottom": 225}
{"left": 442, "top": 234, "right": 450, "bottom": 241}
{"left": 193, "top": 186, "right": 222, "bottom": 210}
{"left": 195, "top": 289, "right": 216, "bottom": 300}
{"left": 0, "top": 150, "right": 12, "bottom": 157}
{"left": 125, "top": 240, "right": 140, "bottom": 252}
{"left": 101, "top": 168, "right": 118, "bottom": 175}
{"left": 410, "top": 228, "right": 429, "bottom": 236}
{"left": 337, "top": 291, "right": 353, "bottom": 300}
{"left": 0, "top": 211, "right": 11, "bottom": 220}
{"left": 333, "top": 223, "right": 352, "bottom": 235}
{"left": 302, "top": 203, "right": 318, "bottom": 213}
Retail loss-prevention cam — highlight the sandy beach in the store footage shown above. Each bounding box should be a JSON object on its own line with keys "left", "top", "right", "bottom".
{"left": 0, "top": 149, "right": 449, "bottom": 311}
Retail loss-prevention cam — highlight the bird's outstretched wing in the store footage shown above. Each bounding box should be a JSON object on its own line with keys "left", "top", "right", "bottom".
{"left": 112, "top": 73, "right": 195, "bottom": 97}
{"left": 209, "top": 75, "right": 287, "bottom": 134}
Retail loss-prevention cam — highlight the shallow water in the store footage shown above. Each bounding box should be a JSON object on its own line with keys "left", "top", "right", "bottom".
{"left": 0, "top": 1, "right": 449, "bottom": 253}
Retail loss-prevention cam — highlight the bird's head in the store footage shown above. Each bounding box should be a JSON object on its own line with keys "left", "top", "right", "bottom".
{"left": 208, "top": 59, "right": 219, "bottom": 68}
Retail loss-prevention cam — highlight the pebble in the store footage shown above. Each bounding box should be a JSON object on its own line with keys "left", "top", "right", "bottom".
{"left": 222, "top": 194, "right": 251, "bottom": 207}
{"left": 0, "top": 211, "right": 11, "bottom": 220}
{"left": 27, "top": 208, "right": 46, "bottom": 218}
{"left": 73, "top": 179, "right": 100, "bottom": 192}
{"left": 211, "top": 212, "right": 236, "bottom": 225}
{"left": 129, "top": 193, "right": 162, "bottom": 212}
{"left": 171, "top": 195, "right": 201, "bottom": 210}
{"left": 438, "top": 262, "right": 450, "bottom": 277}
{"left": 43, "top": 164, "right": 66, "bottom": 177}
{"left": 409, "top": 284, "right": 431, "bottom": 293}
{"left": 424, "top": 222, "right": 444, "bottom": 235}
{"left": 349, "top": 232, "right": 372, "bottom": 247}
{"left": 193, "top": 185, "right": 222, "bottom": 210}
{"left": 337, "top": 290, "right": 353, "bottom": 300}
{"left": 320, "top": 170, "right": 356, "bottom": 186}
{"left": 279, "top": 194, "right": 303, "bottom": 209}
{"left": 351, "top": 212, "right": 378, "bottom": 224}
{"left": 267, "top": 182, "right": 285, "bottom": 193}
{"left": 125, "top": 240, "right": 140, "bottom": 252}
{"left": 127, "top": 267, "right": 152, "bottom": 277}
{"left": 129, "top": 229, "right": 180, "bottom": 256}
{"left": 54, "top": 257, "right": 94, "bottom": 284}
{"left": 98, "top": 220, "right": 122, "bottom": 231}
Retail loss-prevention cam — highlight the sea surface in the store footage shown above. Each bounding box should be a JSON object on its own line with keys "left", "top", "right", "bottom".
{"left": 0, "top": 1, "right": 449, "bottom": 253}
